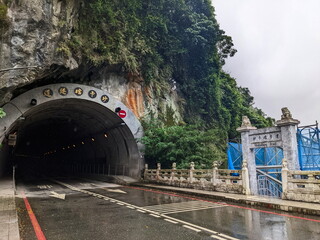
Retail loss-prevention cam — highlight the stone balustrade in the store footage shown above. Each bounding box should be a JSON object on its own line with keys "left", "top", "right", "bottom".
{"left": 145, "top": 159, "right": 320, "bottom": 203}
{"left": 282, "top": 160, "right": 320, "bottom": 203}
{"left": 144, "top": 161, "right": 249, "bottom": 194}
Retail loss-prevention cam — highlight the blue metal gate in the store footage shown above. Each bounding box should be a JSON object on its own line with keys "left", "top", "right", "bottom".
{"left": 297, "top": 122, "right": 320, "bottom": 170}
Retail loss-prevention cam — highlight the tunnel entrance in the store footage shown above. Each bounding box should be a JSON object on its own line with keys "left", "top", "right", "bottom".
{"left": 0, "top": 84, "right": 144, "bottom": 180}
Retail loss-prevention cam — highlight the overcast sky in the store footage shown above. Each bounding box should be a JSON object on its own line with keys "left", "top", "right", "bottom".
{"left": 211, "top": 0, "right": 320, "bottom": 126}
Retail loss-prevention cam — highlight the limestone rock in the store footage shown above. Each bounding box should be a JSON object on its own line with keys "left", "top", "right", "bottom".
{"left": 0, "top": 0, "right": 183, "bottom": 123}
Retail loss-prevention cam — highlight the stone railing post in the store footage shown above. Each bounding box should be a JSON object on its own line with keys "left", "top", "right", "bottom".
{"left": 237, "top": 116, "right": 258, "bottom": 195}
{"left": 189, "top": 162, "right": 195, "bottom": 183}
{"left": 212, "top": 161, "right": 218, "bottom": 186}
{"left": 170, "top": 162, "right": 176, "bottom": 181}
{"left": 144, "top": 164, "right": 148, "bottom": 180}
{"left": 242, "top": 159, "right": 251, "bottom": 195}
{"left": 281, "top": 158, "right": 288, "bottom": 199}
{"left": 156, "top": 163, "right": 161, "bottom": 180}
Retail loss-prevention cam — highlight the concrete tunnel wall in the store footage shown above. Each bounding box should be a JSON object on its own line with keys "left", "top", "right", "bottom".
{"left": 0, "top": 84, "right": 144, "bottom": 178}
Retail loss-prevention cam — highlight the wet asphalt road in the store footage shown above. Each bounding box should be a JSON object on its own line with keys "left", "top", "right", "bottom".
{"left": 15, "top": 178, "right": 320, "bottom": 240}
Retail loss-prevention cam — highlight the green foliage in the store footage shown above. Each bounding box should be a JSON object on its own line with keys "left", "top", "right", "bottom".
{"left": 66, "top": 0, "right": 273, "bottom": 164}
{"left": 219, "top": 72, "right": 274, "bottom": 139}
{"left": 142, "top": 121, "right": 227, "bottom": 169}
{"left": 0, "top": 3, "right": 8, "bottom": 30}
{"left": 0, "top": 108, "right": 6, "bottom": 118}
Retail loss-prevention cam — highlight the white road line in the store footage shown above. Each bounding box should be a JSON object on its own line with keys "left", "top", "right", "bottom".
{"left": 183, "top": 225, "right": 201, "bottom": 232}
{"left": 54, "top": 179, "right": 237, "bottom": 240}
{"left": 211, "top": 235, "right": 228, "bottom": 240}
{"left": 218, "top": 233, "right": 239, "bottom": 240}
{"left": 145, "top": 201, "right": 217, "bottom": 210}
{"left": 126, "top": 206, "right": 135, "bottom": 209}
{"left": 144, "top": 201, "right": 224, "bottom": 214}
{"left": 164, "top": 219, "right": 178, "bottom": 224}
{"left": 162, "top": 206, "right": 222, "bottom": 215}
{"left": 161, "top": 215, "right": 218, "bottom": 235}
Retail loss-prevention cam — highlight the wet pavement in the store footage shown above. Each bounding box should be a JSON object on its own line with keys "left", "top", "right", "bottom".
{"left": 15, "top": 178, "right": 320, "bottom": 240}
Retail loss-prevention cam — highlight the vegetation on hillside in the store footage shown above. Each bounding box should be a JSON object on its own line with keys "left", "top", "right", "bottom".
{"left": 142, "top": 121, "right": 227, "bottom": 169}
{"left": 64, "top": 0, "right": 273, "bottom": 167}
{"left": 0, "top": 3, "right": 8, "bottom": 31}
{"left": 0, "top": 108, "right": 6, "bottom": 118}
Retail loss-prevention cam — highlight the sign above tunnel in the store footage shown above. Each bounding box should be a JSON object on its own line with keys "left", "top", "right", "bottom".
{"left": 0, "top": 84, "right": 144, "bottom": 146}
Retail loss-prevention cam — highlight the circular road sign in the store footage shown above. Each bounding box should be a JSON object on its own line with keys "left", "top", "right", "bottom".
{"left": 118, "top": 110, "right": 127, "bottom": 118}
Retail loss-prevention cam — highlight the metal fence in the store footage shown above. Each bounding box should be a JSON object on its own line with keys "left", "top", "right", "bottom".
{"left": 297, "top": 123, "right": 320, "bottom": 170}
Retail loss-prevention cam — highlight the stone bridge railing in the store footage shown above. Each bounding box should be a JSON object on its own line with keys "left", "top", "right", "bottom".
{"left": 144, "top": 159, "right": 320, "bottom": 203}
{"left": 144, "top": 161, "right": 250, "bottom": 194}
{"left": 282, "top": 160, "right": 320, "bottom": 203}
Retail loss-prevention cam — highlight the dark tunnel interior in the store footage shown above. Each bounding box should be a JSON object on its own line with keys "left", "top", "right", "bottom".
{"left": 1, "top": 99, "right": 142, "bottom": 180}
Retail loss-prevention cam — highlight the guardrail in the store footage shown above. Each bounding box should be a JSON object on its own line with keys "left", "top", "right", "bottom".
{"left": 282, "top": 159, "right": 320, "bottom": 203}
{"left": 145, "top": 159, "right": 320, "bottom": 203}
{"left": 144, "top": 161, "right": 249, "bottom": 194}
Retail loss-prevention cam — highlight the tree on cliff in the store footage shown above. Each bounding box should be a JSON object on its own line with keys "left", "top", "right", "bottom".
{"left": 62, "top": 0, "right": 272, "bottom": 167}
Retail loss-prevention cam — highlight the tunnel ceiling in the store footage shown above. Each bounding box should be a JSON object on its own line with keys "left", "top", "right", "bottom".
{"left": 13, "top": 98, "right": 127, "bottom": 156}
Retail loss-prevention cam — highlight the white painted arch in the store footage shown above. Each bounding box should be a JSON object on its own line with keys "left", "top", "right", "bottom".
{"left": 0, "top": 83, "right": 144, "bottom": 178}
{"left": 0, "top": 83, "right": 143, "bottom": 142}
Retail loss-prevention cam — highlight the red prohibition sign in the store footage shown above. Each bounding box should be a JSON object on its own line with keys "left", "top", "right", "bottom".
{"left": 118, "top": 110, "right": 127, "bottom": 118}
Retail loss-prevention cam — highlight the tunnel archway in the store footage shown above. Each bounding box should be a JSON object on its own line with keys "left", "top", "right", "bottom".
{"left": 0, "top": 84, "right": 144, "bottom": 179}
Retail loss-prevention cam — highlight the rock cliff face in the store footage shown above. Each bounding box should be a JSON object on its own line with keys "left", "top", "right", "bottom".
{"left": 0, "top": 0, "right": 183, "bottom": 123}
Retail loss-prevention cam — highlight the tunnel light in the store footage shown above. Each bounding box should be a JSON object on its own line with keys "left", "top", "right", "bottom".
{"left": 73, "top": 144, "right": 76, "bottom": 148}
{"left": 62, "top": 147, "right": 65, "bottom": 150}
{"left": 91, "top": 138, "right": 95, "bottom": 142}
{"left": 30, "top": 99, "right": 37, "bottom": 106}
{"left": 81, "top": 141, "right": 84, "bottom": 145}
{"left": 104, "top": 133, "right": 108, "bottom": 138}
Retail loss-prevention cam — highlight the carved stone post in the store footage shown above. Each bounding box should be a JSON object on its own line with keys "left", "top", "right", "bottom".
{"left": 241, "top": 159, "right": 251, "bottom": 195}
{"left": 189, "top": 162, "right": 195, "bottom": 183}
{"left": 276, "top": 108, "right": 300, "bottom": 170}
{"left": 156, "top": 163, "right": 161, "bottom": 180}
{"left": 281, "top": 158, "right": 289, "bottom": 199}
{"left": 212, "top": 161, "right": 218, "bottom": 186}
{"left": 237, "top": 116, "right": 258, "bottom": 195}
{"left": 170, "top": 162, "right": 176, "bottom": 181}
{"left": 144, "top": 164, "right": 148, "bottom": 180}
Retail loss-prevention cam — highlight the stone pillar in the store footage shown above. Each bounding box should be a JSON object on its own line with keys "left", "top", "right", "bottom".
{"left": 170, "top": 162, "right": 176, "bottom": 181}
{"left": 189, "top": 162, "right": 195, "bottom": 183}
{"left": 276, "top": 107, "right": 300, "bottom": 170}
{"left": 241, "top": 159, "right": 251, "bottom": 195}
{"left": 237, "top": 116, "right": 258, "bottom": 195}
{"left": 281, "top": 158, "right": 288, "bottom": 199}
{"left": 212, "top": 161, "right": 218, "bottom": 186}
{"left": 144, "top": 164, "right": 148, "bottom": 180}
{"left": 156, "top": 163, "right": 161, "bottom": 180}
